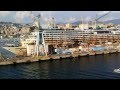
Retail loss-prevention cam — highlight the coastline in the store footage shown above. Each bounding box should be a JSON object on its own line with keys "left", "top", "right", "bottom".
{"left": 0, "top": 49, "right": 119, "bottom": 66}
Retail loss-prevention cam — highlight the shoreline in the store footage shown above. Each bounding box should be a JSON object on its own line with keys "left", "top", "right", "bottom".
{"left": 0, "top": 49, "right": 119, "bottom": 66}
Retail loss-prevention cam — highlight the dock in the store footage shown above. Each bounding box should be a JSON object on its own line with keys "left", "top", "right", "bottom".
{"left": 80, "top": 52, "right": 88, "bottom": 56}
{"left": 88, "top": 51, "right": 95, "bottom": 56}
{"left": 117, "top": 50, "right": 120, "bottom": 53}
{"left": 40, "top": 56, "right": 50, "bottom": 61}
{"left": 95, "top": 51, "right": 104, "bottom": 55}
{"left": 109, "top": 49, "right": 117, "bottom": 54}
{"left": 103, "top": 50, "right": 109, "bottom": 54}
{"left": 72, "top": 54, "right": 79, "bottom": 58}
{"left": 0, "top": 49, "right": 120, "bottom": 66}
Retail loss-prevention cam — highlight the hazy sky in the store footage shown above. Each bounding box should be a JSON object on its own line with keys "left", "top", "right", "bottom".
{"left": 0, "top": 11, "right": 120, "bottom": 24}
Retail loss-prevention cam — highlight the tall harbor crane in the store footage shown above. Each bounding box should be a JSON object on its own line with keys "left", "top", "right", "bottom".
{"left": 95, "top": 11, "right": 111, "bottom": 29}
{"left": 30, "top": 12, "right": 47, "bottom": 57}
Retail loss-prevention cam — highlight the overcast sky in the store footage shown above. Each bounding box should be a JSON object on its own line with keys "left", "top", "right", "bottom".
{"left": 0, "top": 11, "right": 120, "bottom": 24}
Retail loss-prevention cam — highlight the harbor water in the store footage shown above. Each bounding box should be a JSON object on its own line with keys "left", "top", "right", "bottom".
{"left": 0, "top": 53, "right": 120, "bottom": 79}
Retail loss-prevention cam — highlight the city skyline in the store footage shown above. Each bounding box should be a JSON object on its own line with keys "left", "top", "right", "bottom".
{"left": 0, "top": 11, "right": 120, "bottom": 24}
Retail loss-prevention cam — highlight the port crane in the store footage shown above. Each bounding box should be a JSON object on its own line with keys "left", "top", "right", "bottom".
{"left": 94, "top": 11, "right": 111, "bottom": 29}
{"left": 30, "top": 12, "right": 47, "bottom": 57}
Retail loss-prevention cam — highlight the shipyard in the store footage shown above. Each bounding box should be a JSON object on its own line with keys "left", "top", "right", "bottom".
{"left": 0, "top": 11, "right": 120, "bottom": 66}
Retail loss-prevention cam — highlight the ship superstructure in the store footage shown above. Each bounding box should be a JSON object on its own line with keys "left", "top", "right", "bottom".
{"left": 19, "top": 13, "right": 119, "bottom": 56}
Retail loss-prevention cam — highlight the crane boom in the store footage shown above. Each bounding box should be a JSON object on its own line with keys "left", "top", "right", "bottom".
{"left": 94, "top": 11, "right": 111, "bottom": 29}
{"left": 95, "top": 11, "right": 111, "bottom": 21}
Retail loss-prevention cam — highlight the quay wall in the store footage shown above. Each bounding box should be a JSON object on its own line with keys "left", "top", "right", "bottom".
{"left": 0, "top": 49, "right": 119, "bottom": 66}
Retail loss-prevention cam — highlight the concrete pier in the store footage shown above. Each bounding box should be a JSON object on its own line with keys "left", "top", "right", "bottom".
{"left": 95, "top": 51, "right": 104, "bottom": 55}
{"left": 88, "top": 51, "right": 95, "bottom": 56}
{"left": 117, "top": 50, "right": 120, "bottom": 53}
{"left": 103, "top": 50, "right": 109, "bottom": 54}
{"left": 40, "top": 56, "right": 50, "bottom": 61}
{"left": 109, "top": 49, "right": 117, "bottom": 54}
{"left": 49, "top": 55, "right": 60, "bottom": 60}
{"left": 0, "top": 49, "right": 120, "bottom": 66}
{"left": 72, "top": 54, "right": 79, "bottom": 58}
{"left": 80, "top": 52, "right": 88, "bottom": 56}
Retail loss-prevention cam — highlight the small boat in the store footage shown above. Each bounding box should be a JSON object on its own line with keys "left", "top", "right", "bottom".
{"left": 114, "top": 68, "right": 120, "bottom": 73}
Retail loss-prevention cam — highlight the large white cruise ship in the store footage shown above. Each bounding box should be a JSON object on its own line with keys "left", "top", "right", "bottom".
{"left": 19, "top": 14, "right": 114, "bottom": 56}
{"left": 20, "top": 28, "right": 93, "bottom": 46}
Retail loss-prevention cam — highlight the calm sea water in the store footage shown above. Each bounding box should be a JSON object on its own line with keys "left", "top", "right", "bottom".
{"left": 0, "top": 53, "right": 120, "bottom": 79}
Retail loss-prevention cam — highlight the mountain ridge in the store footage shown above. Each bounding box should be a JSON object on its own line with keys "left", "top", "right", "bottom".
{"left": 57, "top": 19, "right": 120, "bottom": 25}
